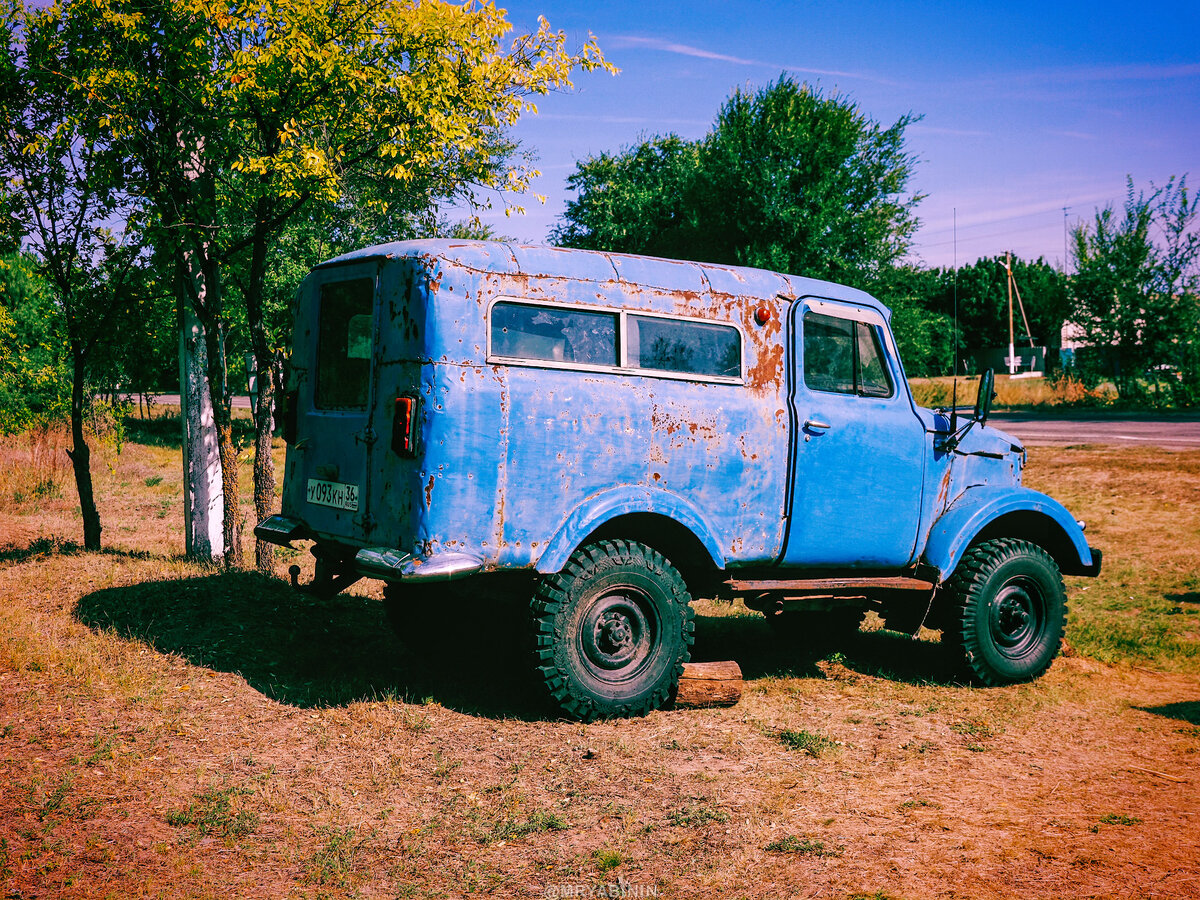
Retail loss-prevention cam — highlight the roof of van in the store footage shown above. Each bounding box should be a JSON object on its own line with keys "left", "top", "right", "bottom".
{"left": 319, "top": 239, "right": 891, "bottom": 318}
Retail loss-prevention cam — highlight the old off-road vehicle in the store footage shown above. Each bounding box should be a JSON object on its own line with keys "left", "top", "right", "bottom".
{"left": 256, "top": 240, "right": 1101, "bottom": 719}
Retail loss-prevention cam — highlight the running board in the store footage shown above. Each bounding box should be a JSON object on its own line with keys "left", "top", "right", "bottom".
{"left": 724, "top": 576, "right": 934, "bottom": 593}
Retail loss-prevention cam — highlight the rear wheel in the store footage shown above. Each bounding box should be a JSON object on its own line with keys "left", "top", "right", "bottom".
{"left": 944, "top": 538, "right": 1066, "bottom": 685}
{"left": 531, "top": 540, "right": 694, "bottom": 721}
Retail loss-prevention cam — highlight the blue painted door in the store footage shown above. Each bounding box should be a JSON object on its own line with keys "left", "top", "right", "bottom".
{"left": 284, "top": 260, "right": 382, "bottom": 545}
{"left": 781, "top": 298, "right": 927, "bottom": 567}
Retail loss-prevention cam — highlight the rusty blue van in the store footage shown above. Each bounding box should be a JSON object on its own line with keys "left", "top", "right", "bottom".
{"left": 256, "top": 240, "right": 1100, "bottom": 719}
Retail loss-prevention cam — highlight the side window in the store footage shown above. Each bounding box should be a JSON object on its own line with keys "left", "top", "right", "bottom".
{"left": 488, "top": 300, "right": 742, "bottom": 382}
{"left": 856, "top": 321, "right": 893, "bottom": 397}
{"left": 803, "top": 313, "right": 855, "bottom": 393}
{"left": 491, "top": 302, "right": 617, "bottom": 366}
{"left": 803, "top": 311, "right": 894, "bottom": 398}
{"left": 628, "top": 315, "right": 740, "bottom": 378}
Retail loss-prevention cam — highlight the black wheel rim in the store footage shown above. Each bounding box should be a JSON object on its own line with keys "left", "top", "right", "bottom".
{"left": 989, "top": 576, "right": 1046, "bottom": 658}
{"left": 579, "top": 587, "right": 658, "bottom": 682}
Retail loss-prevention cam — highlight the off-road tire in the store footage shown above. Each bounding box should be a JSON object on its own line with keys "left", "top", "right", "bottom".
{"left": 531, "top": 540, "right": 694, "bottom": 721}
{"left": 944, "top": 538, "right": 1067, "bottom": 685}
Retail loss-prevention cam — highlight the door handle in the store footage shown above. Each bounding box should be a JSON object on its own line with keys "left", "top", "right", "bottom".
{"left": 804, "top": 418, "right": 832, "bottom": 431}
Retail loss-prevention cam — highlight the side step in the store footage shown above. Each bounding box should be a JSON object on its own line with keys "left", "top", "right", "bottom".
{"left": 726, "top": 575, "right": 936, "bottom": 616}
{"left": 725, "top": 576, "right": 934, "bottom": 593}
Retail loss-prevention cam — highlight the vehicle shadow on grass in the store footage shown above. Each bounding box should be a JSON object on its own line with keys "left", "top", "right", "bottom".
{"left": 74, "top": 573, "right": 963, "bottom": 721}
{"left": 74, "top": 572, "right": 550, "bottom": 719}
{"left": 691, "top": 612, "right": 963, "bottom": 686}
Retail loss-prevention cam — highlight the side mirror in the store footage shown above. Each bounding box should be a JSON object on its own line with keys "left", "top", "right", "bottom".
{"left": 974, "top": 368, "right": 995, "bottom": 425}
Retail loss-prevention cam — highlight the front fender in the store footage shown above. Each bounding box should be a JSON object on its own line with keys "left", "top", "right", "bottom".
{"left": 923, "top": 486, "right": 1098, "bottom": 582}
{"left": 535, "top": 485, "right": 727, "bottom": 574}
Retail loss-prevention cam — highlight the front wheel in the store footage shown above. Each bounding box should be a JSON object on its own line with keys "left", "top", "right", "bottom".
{"left": 944, "top": 538, "right": 1067, "bottom": 685}
{"left": 531, "top": 540, "right": 694, "bottom": 721}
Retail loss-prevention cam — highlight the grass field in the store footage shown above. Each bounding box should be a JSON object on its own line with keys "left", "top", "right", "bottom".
{"left": 908, "top": 374, "right": 1122, "bottom": 411}
{"left": 1, "top": 428, "right": 1198, "bottom": 897}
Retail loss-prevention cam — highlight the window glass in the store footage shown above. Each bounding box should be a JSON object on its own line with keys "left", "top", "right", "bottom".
{"left": 628, "top": 315, "right": 740, "bottom": 378}
{"left": 803, "top": 312, "right": 856, "bottom": 394}
{"left": 316, "top": 278, "right": 373, "bottom": 409}
{"left": 491, "top": 302, "right": 617, "bottom": 366}
{"left": 856, "top": 321, "right": 894, "bottom": 397}
{"left": 803, "top": 311, "right": 893, "bottom": 398}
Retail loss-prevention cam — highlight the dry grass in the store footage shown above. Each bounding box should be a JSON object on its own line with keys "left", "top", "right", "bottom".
{"left": 1, "top": 434, "right": 1198, "bottom": 898}
{"left": 909, "top": 374, "right": 1119, "bottom": 410}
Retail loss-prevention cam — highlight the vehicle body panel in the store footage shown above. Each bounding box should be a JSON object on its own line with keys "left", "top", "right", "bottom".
{"left": 263, "top": 240, "right": 1098, "bottom": 591}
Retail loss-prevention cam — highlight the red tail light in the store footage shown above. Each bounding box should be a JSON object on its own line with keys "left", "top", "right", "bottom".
{"left": 282, "top": 390, "right": 298, "bottom": 444}
{"left": 392, "top": 395, "right": 419, "bottom": 457}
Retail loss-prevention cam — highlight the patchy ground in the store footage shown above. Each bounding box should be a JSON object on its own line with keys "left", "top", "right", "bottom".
{"left": 1, "top": 431, "right": 1198, "bottom": 898}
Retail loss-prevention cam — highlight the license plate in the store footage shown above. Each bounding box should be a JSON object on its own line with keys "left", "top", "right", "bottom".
{"left": 306, "top": 478, "right": 359, "bottom": 511}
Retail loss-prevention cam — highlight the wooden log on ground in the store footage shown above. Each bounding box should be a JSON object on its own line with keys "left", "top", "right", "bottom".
{"left": 673, "top": 660, "right": 743, "bottom": 709}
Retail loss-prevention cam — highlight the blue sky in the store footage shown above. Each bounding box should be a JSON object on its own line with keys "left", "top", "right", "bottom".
{"left": 465, "top": 0, "right": 1200, "bottom": 270}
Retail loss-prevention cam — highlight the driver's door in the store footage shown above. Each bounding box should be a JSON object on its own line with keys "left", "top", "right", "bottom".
{"left": 780, "top": 298, "right": 927, "bottom": 568}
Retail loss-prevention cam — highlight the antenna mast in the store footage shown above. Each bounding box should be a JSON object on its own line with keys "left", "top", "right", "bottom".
{"left": 952, "top": 209, "right": 958, "bottom": 423}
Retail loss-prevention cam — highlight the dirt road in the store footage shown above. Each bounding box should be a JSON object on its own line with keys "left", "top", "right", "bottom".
{"left": 991, "top": 412, "right": 1200, "bottom": 450}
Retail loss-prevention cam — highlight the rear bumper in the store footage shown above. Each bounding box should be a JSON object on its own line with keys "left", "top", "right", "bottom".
{"left": 254, "top": 515, "right": 482, "bottom": 583}
{"left": 354, "top": 548, "right": 483, "bottom": 583}
{"left": 254, "top": 515, "right": 312, "bottom": 545}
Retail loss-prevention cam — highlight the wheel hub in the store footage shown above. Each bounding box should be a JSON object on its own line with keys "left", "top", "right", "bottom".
{"left": 580, "top": 591, "right": 654, "bottom": 675}
{"left": 991, "top": 579, "right": 1043, "bottom": 654}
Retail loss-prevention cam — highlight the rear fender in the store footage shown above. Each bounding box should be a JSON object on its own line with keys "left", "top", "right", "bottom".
{"left": 923, "top": 486, "right": 1098, "bottom": 582}
{"left": 536, "top": 486, "right": 726, "bottom": 574}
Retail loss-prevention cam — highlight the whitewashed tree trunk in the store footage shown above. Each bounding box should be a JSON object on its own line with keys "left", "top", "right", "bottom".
{"left": 179, "top": 268, "right": 225, "bottom": 561}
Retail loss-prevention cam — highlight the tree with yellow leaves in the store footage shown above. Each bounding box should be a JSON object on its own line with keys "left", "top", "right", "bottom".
{"left": 66, "top": 0, "right": 611, "bottom": 567}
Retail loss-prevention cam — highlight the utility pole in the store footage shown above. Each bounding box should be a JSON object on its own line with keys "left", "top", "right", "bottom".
{"left": 1005, "top": 251, "right": 1017, "bottom": 374}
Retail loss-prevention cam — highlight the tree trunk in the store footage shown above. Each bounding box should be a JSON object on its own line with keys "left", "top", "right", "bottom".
{"left": 66, "top": 349, "right": 102, "bottom": 551}
{"left": 195, "top": 252, "right": 243, "bottom": 569}
{"left": 179, "top": 265, "right": 225, "bottom": 562}
{"left": 245, "top": 217, "right": 276, "bottom": 573}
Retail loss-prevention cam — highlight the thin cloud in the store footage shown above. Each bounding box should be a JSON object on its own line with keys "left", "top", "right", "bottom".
{"left": 536, "top": 112, "right": 710, "bottom": 127}
{"left": 965, "top": 61, "right": 1200, "bottom": 91}
{"left": 609, "top": 35, "right": 900, "bottom": 85}
{"left": 918, "top": 191, "right": 1118, "bottom": 237}
{"left": 910, "top": 125, "right": 992, "bottom": 137}
{"left": 1048, "top": 62, "right": 1200, "bottom": 83}
{"left": 1046, "top": 129, "right": 1097, "bottom": 140}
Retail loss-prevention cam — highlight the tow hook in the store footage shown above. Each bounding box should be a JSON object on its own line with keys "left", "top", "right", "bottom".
{"left": 289, "top": 550, "right": 361, "bottom": 599}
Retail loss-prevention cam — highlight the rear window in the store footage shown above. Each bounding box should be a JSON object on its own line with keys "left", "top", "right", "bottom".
{"left": 315, "top": 278, "right": 374, "bottom": 409}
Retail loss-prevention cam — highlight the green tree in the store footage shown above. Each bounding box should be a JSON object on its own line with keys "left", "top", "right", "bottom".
{"left": 553, "top": 135, "right": 699, "bottom": 257}
{"left": 1070, "top": 177, "right": 1198, "bottom": 398}
{"left": 553, "top": 77, "right": 922, "bottom": 289}
{"left": 71, "top": 0, "right": 611, "bottom": 568}
{"left": 0, "top": 2, "right": 149, "bottom": 550}
{"left": 0, "top": 254, "right": 69, "bottom": 433}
